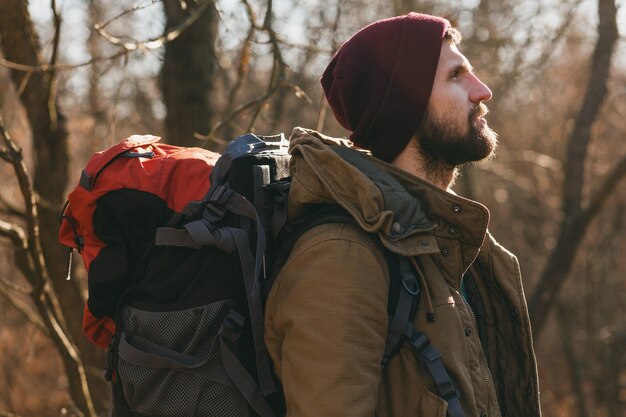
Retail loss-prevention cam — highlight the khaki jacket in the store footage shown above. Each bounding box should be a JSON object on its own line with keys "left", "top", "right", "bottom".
{"left": 264, "top": 128, "right": 541, "bottom": 417}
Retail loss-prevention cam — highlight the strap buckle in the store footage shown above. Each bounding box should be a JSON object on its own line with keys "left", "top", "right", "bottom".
{"left": 220, "top": 308, "right": 246, "bottom": 342}
{"left": 208, "top": 184, "right": 233, "bottom": 205}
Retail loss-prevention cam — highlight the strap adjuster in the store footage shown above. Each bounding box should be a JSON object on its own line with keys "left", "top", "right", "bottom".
{"left": 408, "top": 332, "right": 429, "bottom": 353}
{"left": 202, "top": 185, "right": 234, "bottom": 225}
{"left": 439, "top": 380, "right": 458, "bottom": 401}
{"left": 224, "top": 309, "right": 245, "bottom": 329}
{"left": 208, "top": 185, "right": 233, "bottom": 205}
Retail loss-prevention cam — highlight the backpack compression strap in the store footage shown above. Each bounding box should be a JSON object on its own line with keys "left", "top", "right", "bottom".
{"left": 155, "top": 185, "right": 277, "bottom": 398}
{"left": 115, "top": 314, "right": 277, "bottom": 417}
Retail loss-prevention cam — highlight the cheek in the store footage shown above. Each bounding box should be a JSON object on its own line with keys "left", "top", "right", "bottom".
{"left": 429, "top": 85, "right": 469, "bottom": 115}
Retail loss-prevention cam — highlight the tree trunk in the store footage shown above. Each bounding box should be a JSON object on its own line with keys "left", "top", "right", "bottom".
{"left": 161, "top": 0, "right": 218, "bottom": 146}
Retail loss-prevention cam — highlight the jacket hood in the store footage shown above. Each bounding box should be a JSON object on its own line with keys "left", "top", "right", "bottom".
{"left": 287, "top": 127, "right": 491, "bottom": 259}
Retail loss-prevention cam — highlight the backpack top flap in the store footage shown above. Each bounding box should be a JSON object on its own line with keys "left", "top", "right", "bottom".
{"left": 83, "top": 134, "right": 162, "bottom": 186}
{"left": 60, "top": 135, "right": 220, "bottom": 268}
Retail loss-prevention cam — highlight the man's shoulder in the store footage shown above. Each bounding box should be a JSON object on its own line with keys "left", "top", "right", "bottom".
{"left": 288, "top": 222, "right": 384, "bottom": 260}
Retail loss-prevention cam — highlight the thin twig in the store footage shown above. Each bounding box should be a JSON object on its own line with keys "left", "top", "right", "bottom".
{"left": 0, "top": 219, "right": 27, "bottom": 251}
{"left": 317, "top": 1, "right": 342, "bottom": 131}
{"left": 198, "top": 79, "right": 286, "bottom": 141}
{"left": 0, "top": 277, "right": 31, "bottom": 294}
{"left": 226, "top": 25, "right": 255, "bottom": 115}
{"left": 247, "top": 0, "right": 285, "bottom": 131}
{"left": 94, "top": 0, "right": 213, "bottom": 51}
{"left": 497, "top": 0, "right": 578, "bottom": 95}
{"left": 582, "top": 155, "right": 626, "bottom": 227}
{"left": 0, "top": 50, "right": 129, "bottom": 73}
{"left": 96, "top": 0, "right": 160, "bottom": 30}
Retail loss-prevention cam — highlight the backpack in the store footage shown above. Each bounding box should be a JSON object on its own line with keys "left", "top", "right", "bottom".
{"left": 59, "top": 133, "right": 464, "bottom": 417}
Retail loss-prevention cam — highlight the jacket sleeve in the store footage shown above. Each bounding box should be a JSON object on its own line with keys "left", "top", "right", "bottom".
{"left": 265, "top": 223, "right": 389, "bottom": 417}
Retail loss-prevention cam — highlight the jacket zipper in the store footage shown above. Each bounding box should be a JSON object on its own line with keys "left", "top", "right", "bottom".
{"left": 458, "top": 254, "right": 496, "bottom": 410}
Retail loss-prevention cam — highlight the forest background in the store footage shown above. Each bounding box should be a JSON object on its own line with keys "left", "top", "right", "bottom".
{"left": 0, "top": 0, "right": 624, "bottom": 416}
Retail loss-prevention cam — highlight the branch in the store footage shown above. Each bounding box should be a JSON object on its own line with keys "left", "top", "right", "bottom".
{"left": 0, "top": 50, "right": 129, "bottom": 73}
{"left": 581, "top": 155, "right": 626, "bottom": 227}
{"left": 0, "top": 277, "right": 30, "bottom": 294}
{"left": 0, "top": 194, "right": 27, "bottom": 220}
{"left": 203, "top": 0, "right": 292, "bottom": 140}
{"left": 317, "top": 1, "right": 342, "bottom": 131}
{"left": 562, "top": 0, "right": 619, "bottom": 214}
{"left": 0, "top": 219, "right": 27, "bottom": 250}
{"left": 0, "top": 281, "right": 49, "bottom": 336}
{"left": 0, "top": 219, "right": 37, "bottom": 288}
{"left": 47, "top": 0, "right": 62, "bottom": 131}
{"left": 0, "top": 411, "right": 25, "bottom": 417}
{"left": 0, "top": 118, "right": 46, "bottom": 293}
{"left": 197, "top": 79, "right": 286, "bottom": 141}
{"left": 492, "top": 0, "right": 578, "bottom": 99}
{"left": 244, "top": 0, "right": 285, "bottom": 131}
{"left": 96, "top": 0, "right": 159, "bottom": 31}
{"left": 94, "top": 0, "right": 213, "bottom": 51}
{"left": 226, "top": 25, "right": 255, "bottom": 117}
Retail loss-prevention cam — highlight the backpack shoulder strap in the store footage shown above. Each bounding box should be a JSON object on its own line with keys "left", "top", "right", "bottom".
{"left": 386, "top": 253, "right": 466, "bottom": 417}
{"left": 382, "top": 254, "right": 420, "bottom": 367}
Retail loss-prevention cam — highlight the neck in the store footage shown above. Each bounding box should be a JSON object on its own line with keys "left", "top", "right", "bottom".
{"left": 392, "top": 138, "right": 457, "bottom": 190}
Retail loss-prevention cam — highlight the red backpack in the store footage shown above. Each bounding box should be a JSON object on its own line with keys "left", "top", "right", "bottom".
{"left": 59, "top": 134, "right": 219, "bottom": 349}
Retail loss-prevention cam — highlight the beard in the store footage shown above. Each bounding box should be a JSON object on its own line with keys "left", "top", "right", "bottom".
{"left": 416, "top": 103, "right": 498, "bottom": 166}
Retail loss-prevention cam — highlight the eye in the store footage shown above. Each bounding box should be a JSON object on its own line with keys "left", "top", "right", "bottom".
{"left": 449, "top": 68, "right": 462, "bottom": 80}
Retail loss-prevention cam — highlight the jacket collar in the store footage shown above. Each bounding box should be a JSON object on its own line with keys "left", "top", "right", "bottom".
{"left": 287, "top": 127, "right": 490, "bottom": 264}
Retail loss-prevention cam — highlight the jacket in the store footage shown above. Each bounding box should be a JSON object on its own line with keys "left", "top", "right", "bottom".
{"left": 264, "top": 127, "right": 541, "bottom": 417}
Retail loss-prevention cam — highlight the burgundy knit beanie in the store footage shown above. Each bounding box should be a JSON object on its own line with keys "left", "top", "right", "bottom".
{"left": 321, "top": 13, "right": 450, "bottom": 162}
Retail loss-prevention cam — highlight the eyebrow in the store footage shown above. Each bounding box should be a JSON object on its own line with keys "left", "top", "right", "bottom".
{"left": 449, "top": 61, "right": 474, "bottom": 78}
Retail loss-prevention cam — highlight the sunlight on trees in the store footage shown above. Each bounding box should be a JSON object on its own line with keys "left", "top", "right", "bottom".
{"left": 0, "top": 0, "right": 624, "bottom": 416}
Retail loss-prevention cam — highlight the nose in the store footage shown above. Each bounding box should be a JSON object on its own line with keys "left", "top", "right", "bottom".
{"left": 469, "top": 74, "right": 492, "bottom": 103}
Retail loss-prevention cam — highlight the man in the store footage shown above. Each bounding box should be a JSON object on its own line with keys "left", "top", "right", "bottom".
{"left": 264, "top": 12, "right": 541, "bottom": 417}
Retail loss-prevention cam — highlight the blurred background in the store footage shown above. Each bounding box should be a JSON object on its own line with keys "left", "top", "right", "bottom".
{"left": 0, "top": 0, "right": 624, "bottom": 416}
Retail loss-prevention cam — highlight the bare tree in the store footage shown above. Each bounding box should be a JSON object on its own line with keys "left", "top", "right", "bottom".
{"left": 528, "top": 0, "right": 625, "bottom": 336}
{"left": 0, "top": 0, "right": 105, "bottom": 414}
{"left": 0, "top": 118, "right": 96, "bottom": 417}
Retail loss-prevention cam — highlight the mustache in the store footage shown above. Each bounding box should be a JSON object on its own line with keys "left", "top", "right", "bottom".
{"left": 470, "top": 103, "right": 489, "bottom": 120}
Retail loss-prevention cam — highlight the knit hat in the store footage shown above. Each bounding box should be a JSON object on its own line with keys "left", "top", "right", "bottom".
{"left": 321, "top": 13, "right": 450, "bottom": 162}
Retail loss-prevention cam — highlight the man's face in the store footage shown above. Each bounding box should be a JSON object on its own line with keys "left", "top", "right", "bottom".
{"left": 417, "top": 41, "right": 498, "bottom": 166}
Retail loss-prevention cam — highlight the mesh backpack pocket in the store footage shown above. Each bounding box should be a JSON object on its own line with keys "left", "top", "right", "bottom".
{"left": 116, "top": 301, "right": 249, "bottom": 417}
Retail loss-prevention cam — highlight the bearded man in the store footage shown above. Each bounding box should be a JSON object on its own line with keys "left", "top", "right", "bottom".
{"left": 264, "top": 12, "right": 541, "bottom": 417}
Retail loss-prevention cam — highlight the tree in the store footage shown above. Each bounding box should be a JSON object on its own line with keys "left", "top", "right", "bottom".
{"left": 527, "top": 0, "right": 624, "bottom": 336}
{"left": 161, "top": 0, "right": 218, "bottom": 146}
{"left": 0, "top": 0, "right": 103, "bottom": 415}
